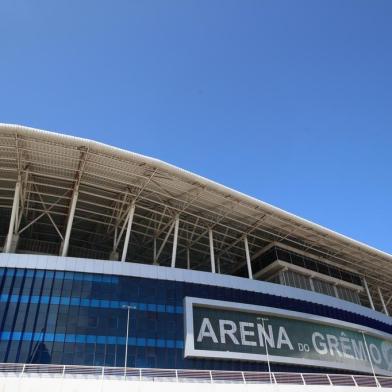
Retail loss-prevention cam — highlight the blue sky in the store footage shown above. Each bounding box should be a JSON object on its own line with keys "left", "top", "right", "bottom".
{"left": 1, "top": 0, "right": 391, "bottom": 253}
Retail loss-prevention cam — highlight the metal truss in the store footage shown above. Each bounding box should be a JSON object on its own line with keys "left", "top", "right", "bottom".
{"left": 1, "top": 124, "right": 392, "bottom": 315}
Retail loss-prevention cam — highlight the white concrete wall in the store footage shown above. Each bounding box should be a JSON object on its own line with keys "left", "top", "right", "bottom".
{"left": 0, "top": 376, "right": 389, "bottom": 392}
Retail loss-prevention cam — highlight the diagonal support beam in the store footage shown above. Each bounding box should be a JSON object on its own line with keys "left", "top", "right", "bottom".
{"left": 244, "top": 235, "right": 253, "bottom": 279}
{"left": 114, "top": 197, "right": 134, "bottom": 251}
{"left": 18, "top": 191, "right": 69, "bottom": 235}
{"left": 61, "top": 188, "right": 78, "bottom": 257}
{"left": 363, "top": 278, "right": 375, "bottom": 311}
{"left": 35, "top": 185, "right": 64, "bottom": 241}
{"left": 107, "top": 169, "right": 157, "bottom": 241}
{"left": 60, "top": 146, "right": 89, "bottom": 257}
{"left": 16, "top": 169, "right": 30, "bottom": 232}
{"left": 154, "top": 219, "right": 176, "bottom": 265}
{"left": 121, "top": 200, "right": 136, "bottom": 262}
{"left": 386, "top": 294, "right": 392, "bottom": 307}
{"left": 175, "top": 202, "right": 236, "bottom": 261}
{"left": 4, "top": 177, "right": 21, "bottom": 253}
{"left": 217, "top": 214, "right": 267, "bottom": 260}
{"left": 377, "top": 286, "right": 389, "bottom": 316}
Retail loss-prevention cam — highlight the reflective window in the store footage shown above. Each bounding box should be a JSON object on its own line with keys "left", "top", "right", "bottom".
{"left": 258, "top": 246, "right": 362, "bottom": 287}
{"left": 0, "top": 266, "right": 387, "bottom": 372}
{"left": 312, "top": 278, "right": 336, "bottom": 297}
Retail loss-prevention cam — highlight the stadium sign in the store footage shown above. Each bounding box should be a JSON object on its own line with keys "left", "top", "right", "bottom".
{"left": 184, "top": 297, "right": 392, "bottom": 376}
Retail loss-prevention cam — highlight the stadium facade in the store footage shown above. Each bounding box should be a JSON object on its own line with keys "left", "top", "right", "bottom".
{"left": 0, "top": 124, "right": 392, "bottom": 385}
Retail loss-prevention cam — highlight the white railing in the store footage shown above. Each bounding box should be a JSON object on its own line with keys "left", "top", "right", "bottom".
{"left": 0, "top": 363, "right": 391, "bottom": 388}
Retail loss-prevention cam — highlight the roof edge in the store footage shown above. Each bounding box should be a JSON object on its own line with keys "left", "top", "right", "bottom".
{"left": 1, "top": 122, "right": 391, "bottom": 262}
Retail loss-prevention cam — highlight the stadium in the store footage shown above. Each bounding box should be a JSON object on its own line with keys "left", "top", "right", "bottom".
{"left": 0, "top": 123, "right": 392, "bottom": 390}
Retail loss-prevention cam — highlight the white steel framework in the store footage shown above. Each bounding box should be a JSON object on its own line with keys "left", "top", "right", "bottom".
{"left": 0, "top": 124, "right": 391, "bottom": 315}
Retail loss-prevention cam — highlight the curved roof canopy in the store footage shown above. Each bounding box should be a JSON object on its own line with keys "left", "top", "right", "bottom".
{"left": 1, "top": 124, "right": 391, "bottom": 309}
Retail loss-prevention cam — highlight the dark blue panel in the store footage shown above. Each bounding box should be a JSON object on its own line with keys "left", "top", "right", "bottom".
{"left": 0, "top": 266, "right": 391, "bottom": 373}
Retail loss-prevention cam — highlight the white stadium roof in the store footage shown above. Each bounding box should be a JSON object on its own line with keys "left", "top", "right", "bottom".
{"left": 0, "top": 123, "right": 391, "bottom": 311}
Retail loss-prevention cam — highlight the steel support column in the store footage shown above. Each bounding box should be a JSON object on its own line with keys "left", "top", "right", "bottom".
{"left": 61, "top": 189, "right": 79, "bottom": 257}
{"left": 363, "top": 278, "right": 375, "bottom": 311}
{"left": 377, "top": 286, "right": 389, "bottom": 316}
{"left": 121, "top": 201, "right": 136, "bottom": 262}
{"left": 209, "top": 228, "right": 216, "bottom": 273}
{"left": 186, "top": 248, "right": 191, "bottom": 269}
{"left": 171, "top": 215, "right": 180, "bottom": 268}
{"left": 4, "top": 178, "right": 21, "bottom": 253}
{"left": 244, "top": 235, "right": 253, "bottom": 279}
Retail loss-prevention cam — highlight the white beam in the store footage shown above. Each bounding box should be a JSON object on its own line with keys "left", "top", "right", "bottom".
{"left": 18, "top": 191, "right": 68, "bottom": 235}
{"left": 4, "top": 178, "right": 21, "bottom": 253}
{"left": 61, "top": 189, "right": 78, "bottom": 257}
{"left": 209, "top": 228, "right": 216, "bottom": 273}
{"left": 121, "top": 201, "right": 136, "bottom": 262}
{"left": 171, "top": 215, "right": 180, "bottom": 268}
{"left": 35, "top": 185, "right": 64, "bottom": 241}
{"left": 114, "top": 202, "right": 134, "bottom": 250}
{"left": 154, "top": 219, "right": 175, "bottom": 264}
{"left": 60, "top": 147, "right": 88, "bottom": 257}
{"left": 377, "top": 286, "right": 389, "bottom": 316}
{"left": 333, "top": 285, "right": 339, "bottom": 299}
{"left": 363, "top": 278, "right": 375, "bottom": 311}
{"left": 244, "top": 235, "right": 253, "bottom": 279}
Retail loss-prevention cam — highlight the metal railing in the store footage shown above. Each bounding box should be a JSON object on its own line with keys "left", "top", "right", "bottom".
{"left": 0, "top": 363, "right": 391, "bottom": 388}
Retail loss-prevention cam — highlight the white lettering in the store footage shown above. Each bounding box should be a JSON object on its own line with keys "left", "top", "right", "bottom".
{"left": 277, "top": 327, "right": 293, "bottom": 350}
{"left": 352, "top": 340, "right": 366, "bottom": 361}
{"left": 219, "top": 320, "right": 239, "bottom": 345}
{"left": 340, "top": 333, "right": 354, "bottom": 359}
{"left": 257, "top": 324, "right": 275, "bottom": 348}
{"left": 327, "top": 334, "right": 342, "bottom": 357}
{"left": 312, "top": 332, "right": 328, "bottom": 355}
{"left": 197, "top": 318, "right": 218, "bottom": 343}
{"left": 370, "top": 344, "right": 382, "bottom": 365}
{"left": 239, "top": 322, "right": 256, "bottom": 346}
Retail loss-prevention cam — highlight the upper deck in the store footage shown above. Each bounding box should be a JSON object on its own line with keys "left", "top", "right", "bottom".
{"left": 0, "top": 123, "right": 391, "bottom": 314}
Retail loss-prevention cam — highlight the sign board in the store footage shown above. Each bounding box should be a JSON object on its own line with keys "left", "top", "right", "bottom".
{"left": 183, "top": 297, "right": 392, "bottom": 376}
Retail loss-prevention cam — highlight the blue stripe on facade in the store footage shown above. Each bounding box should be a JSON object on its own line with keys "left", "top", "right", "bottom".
{"left": 0, "top": 331, "right": 184, "bottom": 349}
{"left": 1, "top": 266, "right": 391, "bottom": 372}
{"left": 0, "top": 267, "right": 118, "bottom": 284}
{"left": 0, "top": 293, "right": 183, "bottom": 314}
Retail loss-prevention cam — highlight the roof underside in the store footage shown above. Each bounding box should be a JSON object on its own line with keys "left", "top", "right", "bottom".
{"left": 0, "top": 124, "right": 391, "bottom": 310}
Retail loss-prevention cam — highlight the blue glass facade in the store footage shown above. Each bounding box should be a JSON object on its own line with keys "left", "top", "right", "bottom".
{"left": 1, "top": 266, "right": 391, "bottom": 372}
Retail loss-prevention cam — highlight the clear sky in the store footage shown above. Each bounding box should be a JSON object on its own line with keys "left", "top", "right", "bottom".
{"left": 1, "top": 1, "right": 391, "bottom": 253}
